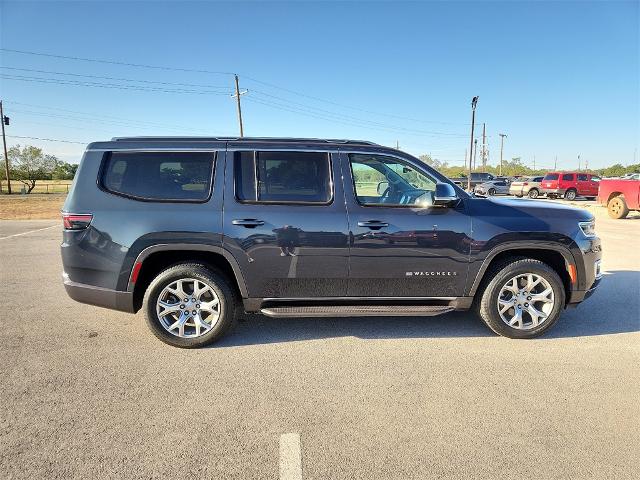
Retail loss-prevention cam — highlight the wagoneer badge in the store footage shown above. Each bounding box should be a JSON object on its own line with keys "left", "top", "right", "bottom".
{"left": 406, "top": 271, "right": 458, "bottom": 276}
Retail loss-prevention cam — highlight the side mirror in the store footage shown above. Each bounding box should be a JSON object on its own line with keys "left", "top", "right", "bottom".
{"left": 433, "top": 182, "right": 459, "bottom": 206}
{"left": 377, "top": 181, "right": 389, "bottom": 196}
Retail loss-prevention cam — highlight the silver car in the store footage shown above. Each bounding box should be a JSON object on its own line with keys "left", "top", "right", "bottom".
{"left": 509, "top": 176, "right": 544, "bottom": 198}
{"left": 474, "top": 180, "right": 510, "bottom": 196}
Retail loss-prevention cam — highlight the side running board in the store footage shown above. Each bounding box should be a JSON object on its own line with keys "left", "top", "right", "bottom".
{"left": 260, "top": 305, "right": 454, "bottom": 318}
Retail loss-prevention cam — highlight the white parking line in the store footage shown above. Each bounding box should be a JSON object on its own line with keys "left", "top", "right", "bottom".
{"left": 0, "top": 225, "right": 58, "bottom": 240}
{"left": 279, "top": 432, "right": 302, "bottom": 480}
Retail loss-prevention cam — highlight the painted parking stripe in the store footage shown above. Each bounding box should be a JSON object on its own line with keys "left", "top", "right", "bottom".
{"left": 279, "top": 433, "right": 302, "bottom": 480}
{"left": 0, "top": 225, "right": 57, "bottom": 240}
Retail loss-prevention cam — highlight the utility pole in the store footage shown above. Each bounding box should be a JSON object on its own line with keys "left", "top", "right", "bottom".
{"left": 554, "top": 155, "right": 557, "bottom": 170}
{"left": 396, "top": 140, "right": 399, "bottom": 150}
{"left": 533, "top": 155, "right": 536, "bottom": 171}
{"left": 232, "top": 75, "right": 247, "bottom": 137}
{"left": 473, "top": 138, "right": 478, "bottom": 171}
{"left": 585, "top": 157, "right": 589, "bottom": 172}
{"left": 467, "top": 96, "right": 478, "bottom": 191}
{"left": 481, "top": 123, "right": 487, "bottom": 170}
{"left": 0, "top": 101, "right": 10, "bottom": 194}
{"left": 577, "top": 154, "right": 581, "bottom": 171}
{"left": 498, "top": 133, "right": 507, "bottom": 176}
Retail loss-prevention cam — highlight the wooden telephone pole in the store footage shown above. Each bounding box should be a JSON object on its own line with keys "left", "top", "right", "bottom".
{"left": 232, "top": 75, "right": 247, "bottom": 137}
{"left": 0, "top": 101, "right": 10, "bottom": 194}
{"left": 498, "top": 133, "right": 507, "bottom": 176}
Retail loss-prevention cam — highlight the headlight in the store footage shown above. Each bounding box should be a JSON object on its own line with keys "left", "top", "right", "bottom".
{"left": 579, "top": 220, "right": 596, "bottom": 237}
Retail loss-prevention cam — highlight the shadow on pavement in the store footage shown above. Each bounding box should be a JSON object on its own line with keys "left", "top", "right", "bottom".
{"left": 215, "top": 270, "right": 639, "bottom": 347}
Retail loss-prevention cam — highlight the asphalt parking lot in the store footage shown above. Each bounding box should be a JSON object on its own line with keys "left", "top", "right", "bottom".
{"left": 1, "top": 205, "right": 639, "bottom": 479}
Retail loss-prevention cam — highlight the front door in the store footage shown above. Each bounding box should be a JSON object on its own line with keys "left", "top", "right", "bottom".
{"left": 222, "top": 148, "right": 350, "bottom": 298}
{"left": 341, "top": 152, "right": 472, "bottom": 297}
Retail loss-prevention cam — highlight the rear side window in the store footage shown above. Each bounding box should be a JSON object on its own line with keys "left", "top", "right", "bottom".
{"left": 533, "top": 177, "right": 543, "bottom": 182}
{"left": 543, "top": 174, "right": 559, "bottom": 180}
{"left": 577, "top": 174, "right": 588, "bottom": 181}
{"left": 101, "top": 152, "right": 215, "bottom": 201}
{"left": 235, "top": 151, "right": 332, "bottom": 204}
{"left": 562, "top": 173, "right": 574, "bottom": 181}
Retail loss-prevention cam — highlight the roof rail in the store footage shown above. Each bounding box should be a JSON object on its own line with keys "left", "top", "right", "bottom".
{"left": 110, "top": 136, "right": 379, "bottom": 145}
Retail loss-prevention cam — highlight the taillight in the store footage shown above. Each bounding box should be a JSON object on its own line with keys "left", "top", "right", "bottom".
{"left": 62, "top": 213, "right": 93, "bottom": 230}
{"left": 523, "top": 182, "right": 529, "bottom": 186}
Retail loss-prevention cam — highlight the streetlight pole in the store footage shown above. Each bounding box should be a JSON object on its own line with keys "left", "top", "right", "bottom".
{"left": 499, "top": 133, "right": 507, "bottom": 176}
{"left": 467, "top": 96, "right": 478, "bottom": 191}
{"left": 473, "top": 138, "right": 478, "bottom": 171}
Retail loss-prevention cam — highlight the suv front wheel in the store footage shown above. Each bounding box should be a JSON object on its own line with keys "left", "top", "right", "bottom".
{"left": 477, "top": 258, "right": 565, "bottom": 338}
{"left": 143, "top": 263, "right": 237, "bottom": 348}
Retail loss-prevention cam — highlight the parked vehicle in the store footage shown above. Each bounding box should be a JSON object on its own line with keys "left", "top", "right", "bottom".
{"left": 509, "top": 176, "right": 544, "bottom": 199}
{"left": 62, "top": 137, "right": 602, "bottom": 347}
{"left": 450, "top": 172, "right": 495, "bottom": 190}
{"left": 540, "top": 172, "right": 601, "bottom": 200}
{"left": 597, "top": 178, "right": 640, "bottom": 219}
{"left": 620, "top": 173, "right": 640, "bottom": 181}
{"left": 474, "top": 179, "right": 510, "bottom": 196}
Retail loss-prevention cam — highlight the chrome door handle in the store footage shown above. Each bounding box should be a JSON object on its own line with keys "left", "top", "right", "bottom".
{"left": 358, "top": 220, "right": 389, "bottom": 230}
{"left": 232, "top": 219, "right": 265, "bottom": 228}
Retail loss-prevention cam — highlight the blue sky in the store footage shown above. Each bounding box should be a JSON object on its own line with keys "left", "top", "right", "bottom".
{"left": 0, "top": 0, "right": 638, "bottom": 169}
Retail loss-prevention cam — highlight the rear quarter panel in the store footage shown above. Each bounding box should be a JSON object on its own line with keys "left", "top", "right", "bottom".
{"left": 62, "top": 148, "right": 225, "bottom": 291}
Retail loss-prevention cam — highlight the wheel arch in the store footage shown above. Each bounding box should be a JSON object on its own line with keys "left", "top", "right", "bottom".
{"left": 607, "top": 191, "right": 624, "bottom": 203}
{"left": 468, "top": 244, "right": 576, "bottom": 303}
{"left": 129, "top": 244, "right": 248, "bottom": 312}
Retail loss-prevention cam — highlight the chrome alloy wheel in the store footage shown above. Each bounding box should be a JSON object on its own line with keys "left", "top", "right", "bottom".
{"left": 497, "top": 273, "right": 555, "bottom": 330}
{"left": 156, "top": 278, "right": 220, "bottom": 338}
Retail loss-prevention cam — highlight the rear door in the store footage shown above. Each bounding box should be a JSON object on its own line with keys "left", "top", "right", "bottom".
{"left": 222, "top": 147, "right": 350, "bottom": 298}
{"left": 341, "top": 151, "right": 471, "bottom": 297}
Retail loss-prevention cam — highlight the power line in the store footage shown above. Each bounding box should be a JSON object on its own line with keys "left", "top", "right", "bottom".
{"left": 1, "top": 47, "right": 468, "bottom": 127}
{"left": 0, "top": 66, "right": 231, "bottom": 89}
{"left": 7, "top": 134, "right": 87, "bottom": 144}
{"left": 0, "top": 74, "right": 231, "bottom": 95}
{"left": 0, "top": 48, "right": 235, "bottom": 75}
{"left": 4, "top": 100, "right": 215, "bottom": 131}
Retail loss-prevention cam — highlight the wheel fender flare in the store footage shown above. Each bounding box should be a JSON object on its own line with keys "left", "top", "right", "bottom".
{"left": 127, "top": 243, "right": 249, "bottom": 298}
{"left": 467, "top": 241, "right": 580, "bottom": 296}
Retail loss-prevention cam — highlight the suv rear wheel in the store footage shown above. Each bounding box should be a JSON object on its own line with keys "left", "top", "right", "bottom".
{"left": 143, "top": 263, "right": 237, "bottom": 348}
{"left": 607, "top": 195, "right": 629, "bottom": 219}
{"left": 564, "top": 189, "right": 577, "bottom": 201}
{"left": 527, "top": 188, "right": 539, "bottom": 199}
{"left": 477, "top": 258, "right": 565, "bottom": 338}
{"left": 488, "top": 188, "right": 496, "bottom": 196}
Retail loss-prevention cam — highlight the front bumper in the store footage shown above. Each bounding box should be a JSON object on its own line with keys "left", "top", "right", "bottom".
{"left": 64, "top": 277, "right": 135, "bottom": 313}
{"left": 567, "top": 235, "right": 602, "bottom": 306}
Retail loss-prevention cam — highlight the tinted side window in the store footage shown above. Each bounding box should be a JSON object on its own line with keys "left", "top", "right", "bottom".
{"left": 533, "top": 177, "right": 543, "bottom": 182}
{"left": 235, "top": 151, "right": 332, "bottom": 204}
{"left": 544, "top": 174, "right": 559, "bottom": 180}
{"left": 562, "top": 173, "right": 575, "bottom": 181}
{"left": 101, "top": 152, "right": 215, "bottom": 201}
{"left": 349, "top": 153, "right": 437, "bottom": 207}
{"left": 577, "top": 174, "right": 588, "bottom": 181}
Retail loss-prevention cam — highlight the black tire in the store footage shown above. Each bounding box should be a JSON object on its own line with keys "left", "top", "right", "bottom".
{"left": 607, "top": 195, "right": 629, "bottom": 219}
{"left": 527, "top": 188, "right": 539, "bottom": 199}
{"left": 143, "top": 263, "right": 238, "bottom": 348}
{"left": 564, "top": 189, "right": 577, "bottom": 201}
{"left": 476, "top": 257, "right": 566, "bottom": 339}
{"left": 488, "top": 188, "right": 496, "bottom": 196}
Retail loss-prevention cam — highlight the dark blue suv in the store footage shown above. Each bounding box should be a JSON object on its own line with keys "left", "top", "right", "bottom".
{"left": 61, "top": 137, "right": 602, "bottom": 347}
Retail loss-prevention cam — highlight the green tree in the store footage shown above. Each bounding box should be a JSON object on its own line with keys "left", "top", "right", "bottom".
{"left": 7, "top": 145, "right": 58, "bottom": 193}
{"left": 51, "top": 161, "right": 78, "bottom": 180}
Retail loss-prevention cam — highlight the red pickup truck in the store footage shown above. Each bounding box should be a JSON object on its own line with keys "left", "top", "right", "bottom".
{"left": 540, "top": 172, "right": 600, "bottom": 200}
{"left": 598, "top": 178, "right": 640, "bottom": 219}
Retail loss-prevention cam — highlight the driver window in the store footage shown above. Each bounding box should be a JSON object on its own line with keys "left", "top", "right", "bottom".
{"left": 349, "top": 153, "right": 437, "bottom": 207}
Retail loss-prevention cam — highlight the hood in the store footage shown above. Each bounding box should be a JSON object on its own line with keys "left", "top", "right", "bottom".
{"left": 473, "top": 197, "right": 594, "bottom": 222}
